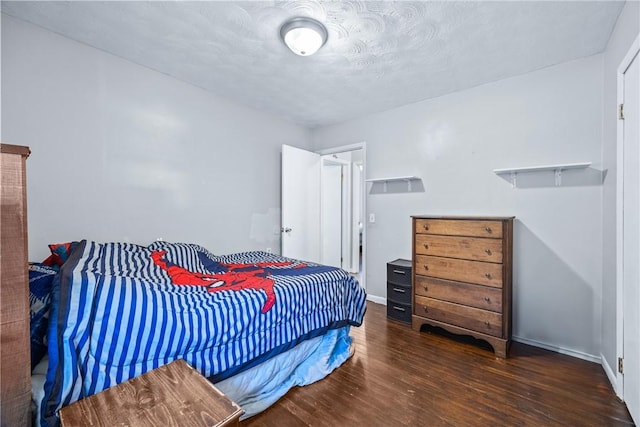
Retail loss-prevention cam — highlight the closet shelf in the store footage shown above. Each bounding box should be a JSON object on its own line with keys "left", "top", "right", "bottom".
{"left": 493, "top": 162, "right": 591, "bottom": 187}
{"left": 366, "top": 176, "right": 421, "bottom": 192}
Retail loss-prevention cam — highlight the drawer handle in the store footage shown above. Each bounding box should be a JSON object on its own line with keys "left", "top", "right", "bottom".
{"left": 392, "top": 287, "right": 406, "bottom": 294}
{"left": 423, "top": 224, "right": 430, "bottom": 231}
{"left": 484, "top": 297, "right": 491, "bottom": 303}
{"left": 485, "top": 249, "right": 492, "bottom": 255}
{"left": 485, "top": 226, "right": 493, "bottom": 234}
{"left": 484, "top": 321, "right": 491, "bottom": 329}
{"left": 423, "top": 243, "right": 429, "bottom": 249}
{"left": 423, "top": 265, "right": 429, "bottom": 271}
{"left": 423, "top": 306, "right": 429, "bottom": 313}
{"left": 393, "top": 306, "right": 406, "bottom": 312}
{"left": 485, "top": 273, "right": 492, "bottom": 279}
{"left": 393, "top": 269, "right": 406, "bottom": 275}
{"left": 423, "top": 285, "right": 428, "bottom": 292}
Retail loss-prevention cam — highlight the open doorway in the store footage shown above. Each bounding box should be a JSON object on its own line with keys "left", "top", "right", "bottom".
{"left": 320, "top": 155, "right": 349, "bottom": 269}
{"left": 318, "top": 144, "right": 365, "bottom": 287}
{"left": 281, "top": 143, "right": 366, "bottom": 290}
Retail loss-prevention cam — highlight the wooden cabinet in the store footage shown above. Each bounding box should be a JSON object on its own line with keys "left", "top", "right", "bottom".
{"left": 411, "top": 216, "right": 514, "bottom": 358}
{"left": 386, "top": 259, "right": 412, "bottom": 324}
{"left": 0, "top": 144, "right": 31, "bottom": 426}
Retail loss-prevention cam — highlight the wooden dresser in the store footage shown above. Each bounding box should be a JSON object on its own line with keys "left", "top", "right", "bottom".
{"left": 0, "top": 144, "right": 31, "bottom": 426}
{"left": 411, "top": 216, "right": 514, "bottom": 358}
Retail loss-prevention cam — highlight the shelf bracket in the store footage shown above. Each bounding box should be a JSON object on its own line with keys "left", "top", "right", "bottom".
{"left": 509, "top": 171, "right": 517, "bottom": 188}
{"left": 554, "top": 169, "right": 562, "bottom": 186}
{"left": 406, "top": 179, "right": 412, "bottom": 192}
{"left": 383, "top": 181, "right": 388, "bottom": 193}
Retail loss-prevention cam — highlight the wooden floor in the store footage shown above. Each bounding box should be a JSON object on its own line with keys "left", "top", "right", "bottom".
{"left": 243, "top": 302, "right": 634, "bottom": 426}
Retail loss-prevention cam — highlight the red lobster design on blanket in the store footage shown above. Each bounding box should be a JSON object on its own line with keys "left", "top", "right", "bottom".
{"left": 151, "top": 250, "right": 306, "bottom": 313}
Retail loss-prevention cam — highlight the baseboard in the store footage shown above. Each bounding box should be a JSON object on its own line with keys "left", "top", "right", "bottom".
{"left": 601, "top": 353, "right": 622, "bottom": 398}
{"left": 361, "top": 310, "right": 602, "bottom": 364}
{"left": 366, "top": 295, "right": 386, "bottom": 306}
{"left": 512, "top": 336, "right": 600, "bottom": 363}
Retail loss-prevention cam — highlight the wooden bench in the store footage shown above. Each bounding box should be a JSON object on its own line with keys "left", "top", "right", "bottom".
{"left": 60, "top": 359, "right": 243, "bottom": 426}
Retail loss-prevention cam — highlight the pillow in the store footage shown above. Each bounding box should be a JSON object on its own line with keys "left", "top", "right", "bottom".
{"left": 147, "top": 241, "right": 216, "bottom": 273}
{"left": 42, "top": 241, "right": 78, "bottom": 269}
{"left": 29, "top": 263, "right": 57, "bottom": 369}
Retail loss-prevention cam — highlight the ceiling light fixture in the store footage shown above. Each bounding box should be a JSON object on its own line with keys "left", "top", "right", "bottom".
{"left": 280, "top": 17, "right": 328, "bottom": 56}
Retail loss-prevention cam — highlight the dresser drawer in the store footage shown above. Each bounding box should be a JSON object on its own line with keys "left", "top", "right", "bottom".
{"left": 415, "top": 234, "right": 503, "bottom": 263}
{"left": 415, "top": 219, "right": 503, "bottom": 239}
{"left": 415, "top": 255, "right": 503, "bottom": 287}
{"left": 415, "top": 296, "right": 503, "bottom": 337}
{"left": 387, "top": 262, "right": 411, "bottom": 285}
{"left": 387, "top": 282, "right": 411, "bottom": 305}
{"left": 415, "top": 276, "right": 502, "bottom": 312}
{"left": 387, "top": 302, "right": 411, "bottom": 324}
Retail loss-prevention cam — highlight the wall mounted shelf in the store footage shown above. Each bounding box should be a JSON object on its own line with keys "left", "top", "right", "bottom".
{"left": 366, "top": 176, "right": 421, "bottom": 192}
{"left": 493, "top": 162, "right": 592, "bottom": 187}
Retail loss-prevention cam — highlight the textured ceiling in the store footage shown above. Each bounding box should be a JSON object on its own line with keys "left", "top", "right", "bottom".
{"left": 1, "top": 1, "right": 624, "bottom": 128}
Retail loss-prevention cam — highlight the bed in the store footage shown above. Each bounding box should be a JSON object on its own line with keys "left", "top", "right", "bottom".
{"left": 30, "top": 240, "right": 366, "bottom": 426}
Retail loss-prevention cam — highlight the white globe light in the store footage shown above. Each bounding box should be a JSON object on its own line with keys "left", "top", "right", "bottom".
{"left": 280, "top": 17, "right": 328, "bottom": 57}
{"left": 284, "top": 27, "right": 323, "bottom": 56}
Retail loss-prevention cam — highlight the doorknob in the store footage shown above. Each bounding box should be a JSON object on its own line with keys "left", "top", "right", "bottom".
{"left": 281, "top": 227, "right": 292, "bottom": 233}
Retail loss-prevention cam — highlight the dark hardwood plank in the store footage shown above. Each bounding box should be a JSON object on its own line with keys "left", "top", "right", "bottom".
{"left": 243, "top": 302, "right": 633, "bottom": 426}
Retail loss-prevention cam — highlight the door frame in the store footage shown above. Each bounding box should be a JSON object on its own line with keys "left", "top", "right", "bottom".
{"left": 317, "top": 142, "right": 367, "bottom": 291}
{"left": 320, "top": 155, "right": 351, "bottom": 269}
{"left": 351, "top": 159, "right": 364, "bottom": 275}
{"left": 616, "top": 34, "right": 640, "bottom": 399}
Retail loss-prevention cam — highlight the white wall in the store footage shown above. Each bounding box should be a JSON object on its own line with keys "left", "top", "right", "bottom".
{"left": 313, "top": 55, "right": 605, "bottom": 359}
{"left": 2, "top": 8, "right": 634, "bottom": 363}
{"left": 1, "top": 15, "right": 312, "bottom": 260}
{"left": 601, "top": 2, "right": 640, "bottom": 376}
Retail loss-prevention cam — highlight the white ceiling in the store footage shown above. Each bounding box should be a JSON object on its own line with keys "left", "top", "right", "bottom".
{"left": 1, "top": 1, "right": 624, "bottom": 128}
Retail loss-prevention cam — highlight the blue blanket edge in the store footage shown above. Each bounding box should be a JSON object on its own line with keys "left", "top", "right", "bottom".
{"left": 41, "top": 239, "right": 87, "bottom": 427}
{"left": 207, "top": 318, "right": 359, "bottom": 383}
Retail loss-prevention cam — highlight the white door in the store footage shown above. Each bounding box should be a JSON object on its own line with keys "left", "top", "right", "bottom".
{"left": 281, "top": 145, "right": 321, "bottom": 263}
{"left": 622, "top": 47, "right": 640, "bottom": 424}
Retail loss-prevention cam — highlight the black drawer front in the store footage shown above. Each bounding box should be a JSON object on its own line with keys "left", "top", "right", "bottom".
{"left": 387, "top": 264, "right": 411, "bottom": 286}
{"left": 387, "top": 302, "right": 411, "bottom": 324}
{"left": 387, "top": 282, "right": 411, "bottom": 305}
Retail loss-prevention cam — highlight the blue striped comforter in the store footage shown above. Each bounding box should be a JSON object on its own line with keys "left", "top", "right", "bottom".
{"left": 41, "top": 240, "right": 366, "bottom": 426}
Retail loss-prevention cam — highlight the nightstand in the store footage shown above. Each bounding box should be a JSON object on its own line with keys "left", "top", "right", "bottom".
{"left": 59, "top": 359, "right": 243, "bottom": 426}
{"left": 387, "top": 258, "right": 412, "bottom": 324}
